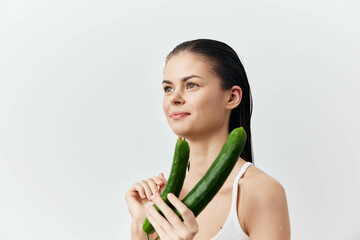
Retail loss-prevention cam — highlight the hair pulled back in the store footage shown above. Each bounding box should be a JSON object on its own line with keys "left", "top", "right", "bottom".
{"left": 166, "top": 39, "right": 254, "bottom": 164}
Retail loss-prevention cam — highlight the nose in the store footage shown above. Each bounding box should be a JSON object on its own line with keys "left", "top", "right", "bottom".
{"left": 170, "top": 88, "right": 185, "bottom": 105}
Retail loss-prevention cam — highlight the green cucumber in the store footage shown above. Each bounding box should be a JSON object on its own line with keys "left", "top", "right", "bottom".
{"left": 142, "top": 137, "right": 190, "bottom": 234}
{"left": 175, "top": 127, "right": 247, "bottom": 219}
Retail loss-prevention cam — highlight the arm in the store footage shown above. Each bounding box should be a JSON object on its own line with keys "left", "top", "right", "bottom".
{"left": 246, "top": 177, "right": 291, "bottom": 240}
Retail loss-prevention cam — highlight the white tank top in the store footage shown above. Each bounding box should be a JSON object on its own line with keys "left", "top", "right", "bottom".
{"left": 210, "top": 161, "right": 253, "bottom": 240}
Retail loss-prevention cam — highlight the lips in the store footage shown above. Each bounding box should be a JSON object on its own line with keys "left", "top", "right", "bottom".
{"left": 171, "top": 112, "right": 190, "bottom": 119}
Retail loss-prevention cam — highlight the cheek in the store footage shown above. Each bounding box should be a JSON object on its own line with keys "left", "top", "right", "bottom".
{"left": 162, "top": 99, "right": 167, "bottom": 113}
{"left": 163, "top": 97, "right": 170, "bottom": 115}
{"left": 193, "top": 93, "right": 225, "bottom": 118}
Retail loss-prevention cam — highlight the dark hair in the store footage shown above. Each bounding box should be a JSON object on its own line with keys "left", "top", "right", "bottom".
{"left": 166, "top": 39, "right": 254, "bottom": 164}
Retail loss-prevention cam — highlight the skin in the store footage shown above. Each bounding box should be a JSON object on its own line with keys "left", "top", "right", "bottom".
{"left": 125, "top": 52, "right": 291, "bottom": 240}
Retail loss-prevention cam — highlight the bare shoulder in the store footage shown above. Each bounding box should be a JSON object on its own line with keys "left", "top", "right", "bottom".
{"left": 239, "top": 165, "right": 291, "bottom": 239}
{"left": 243, "top": 165, "right": 286, "bottom": 201}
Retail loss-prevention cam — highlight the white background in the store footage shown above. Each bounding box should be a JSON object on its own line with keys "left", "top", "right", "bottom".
{"left": 1, "top": 0, "right": 359, "bottom": 239}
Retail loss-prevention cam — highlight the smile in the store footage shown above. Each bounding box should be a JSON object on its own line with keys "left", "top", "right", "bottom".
{"left": 171, "top": 112, "right": 190, "bottom": 120}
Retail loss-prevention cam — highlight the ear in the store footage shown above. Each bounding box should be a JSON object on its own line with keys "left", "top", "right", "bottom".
{"left": 225, "top": 86, "right": 242, "bottom": 110}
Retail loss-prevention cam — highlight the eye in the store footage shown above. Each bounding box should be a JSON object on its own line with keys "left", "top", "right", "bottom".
{"left": 186, "top": 82, "right": 198, "bottom": 89}
{"left": 163, "top": 86, "right": 174, "bottom": 93}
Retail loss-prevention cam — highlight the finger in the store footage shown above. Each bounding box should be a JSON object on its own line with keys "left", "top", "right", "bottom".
{"left": 151, "top": 192, "right": 183, "bottom": 228}
{"left": 139, "top": 180, "right": 153, "bottom": 200}
{"left": 167, "top": 193, "right": 198, "bottom": 232}
{"left": 132, "top": 183, "right": 146, "bottom": 199}
{"left": 145, "top": 202, "right": 170, "bottom": 237}
{"left": 146, "top": 177, "right": 162, "bottom": 195}
{"left": 159, "top": 172, "right": 167, "bottom": 184}
{"left": 159, "top": 183, "right": 166, "bottom": 194}
{"left": 153, "top": 176, "right": 164, "bottom": 185}
{"left": 158, "top": 173, "right": 167, "bottom": 193}
{"left": 152, "top": 177, "right": 166, "bottom": 192}
{"left": 145, "top": 204, "right": 167, "bottom": 238}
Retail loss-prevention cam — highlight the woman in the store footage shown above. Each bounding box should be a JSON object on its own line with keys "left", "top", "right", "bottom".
{"left": 125, "top": 39, "right": 291, "bottom": 239}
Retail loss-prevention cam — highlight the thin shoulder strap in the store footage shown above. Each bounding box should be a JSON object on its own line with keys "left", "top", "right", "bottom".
{"left": 231, "top": 162, "right": 253, "bottom": 208}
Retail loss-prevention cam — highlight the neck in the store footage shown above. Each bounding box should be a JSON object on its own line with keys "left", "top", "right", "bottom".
{"left": 185, "top": 126, "right": 230, "bottom": 177}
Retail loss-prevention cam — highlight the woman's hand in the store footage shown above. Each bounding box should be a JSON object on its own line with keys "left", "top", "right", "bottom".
{"left": 145, "top": 192, "right": 199, "bottom": 240}
{"left": 125, "top": 172, "right": 167, "bottom": 222}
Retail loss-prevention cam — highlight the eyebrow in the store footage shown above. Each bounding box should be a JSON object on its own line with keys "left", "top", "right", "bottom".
{"left": 162, "top": 75, "right": 202, "bottom": 85}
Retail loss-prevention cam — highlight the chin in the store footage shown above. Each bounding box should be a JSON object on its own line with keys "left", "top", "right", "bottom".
{"left": 171, "top": 125, "right": 203, "bottom": 140}
{"left": 169, "top": 125, "right": 191, "bottom": 138}
{"left": 171, "top": 128, "right": 188, "bottom": 138}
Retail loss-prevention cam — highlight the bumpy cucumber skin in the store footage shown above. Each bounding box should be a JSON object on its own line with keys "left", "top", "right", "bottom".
{"left": 174, "top": 127, "right": 247, "bottom": 220}
{"left": 142, "top": 138, "right": 190, "bottom": 234}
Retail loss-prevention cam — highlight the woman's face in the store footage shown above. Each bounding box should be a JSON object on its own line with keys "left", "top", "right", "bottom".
{"left": 162, "top": 52, "right": 231, "bottom": 139}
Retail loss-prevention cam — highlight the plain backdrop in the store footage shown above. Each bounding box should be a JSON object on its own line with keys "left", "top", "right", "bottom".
{"left": 1, "top": 0, "right": 359, "bottom": 239}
